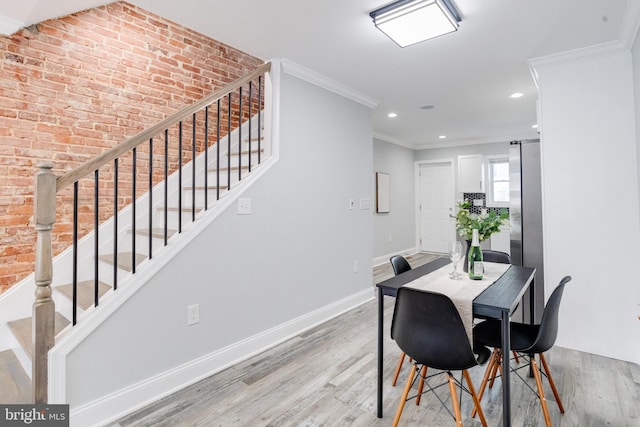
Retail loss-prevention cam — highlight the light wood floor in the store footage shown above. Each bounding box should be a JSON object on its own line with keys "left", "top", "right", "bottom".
{"left": 110, "top": 254, "right": 640, "bottom": 426}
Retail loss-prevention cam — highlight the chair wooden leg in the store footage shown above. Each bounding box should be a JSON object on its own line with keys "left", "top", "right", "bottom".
{"left": 415, "top": 365, "right": 428, "bottom": 405}
{"left": 447, "top": 373, "right": 463, "bottom": 426}
{"left": 391, "top": 352, "right": 406, "bottom": 386}
{"left": 531, "top": 357, "right": 553, "bottom": 427}
{"left": 392, "top": 364, "right": 417, "bottom": 427}
{"left": 463, "top": 369, "right": 488, "bottom": 427}
{"left": 540, "top": 353, "right": 565, "bottom": 413}
{"left": 489, "top": 349, "right": 502, "bottom": 388}
{"left": 471, "top": 348, "right": 499, "bottom": 418}
{"left": 513, "top": 351, "right": 520, "bottom": 363}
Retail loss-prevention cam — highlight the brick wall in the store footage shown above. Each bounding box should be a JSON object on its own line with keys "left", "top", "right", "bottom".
{"left": 0, "top": 2, "right": 264, "bottom": 293}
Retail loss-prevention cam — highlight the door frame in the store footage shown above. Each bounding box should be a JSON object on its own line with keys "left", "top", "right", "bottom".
{"left": 414, "top": 158, "right": 456, "bottom": 253}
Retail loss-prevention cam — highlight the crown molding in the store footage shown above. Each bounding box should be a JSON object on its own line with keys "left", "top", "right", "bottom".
{"left": 529, "top": 1, "right": 640, "bottom": 74}
{"left": 528, "top": 40, "right": 630, "bottom": 72}
{"left": 279, "top": 59, "right": 379, "bottom": 109}
{"left": 374, "top": 131, "right": 537, "bottom": 151}
{"left": 619, "top": 0, "right": 640, "bottom": 51}
{"left": 372, "top": 132, "right": 416, "bottom": 149}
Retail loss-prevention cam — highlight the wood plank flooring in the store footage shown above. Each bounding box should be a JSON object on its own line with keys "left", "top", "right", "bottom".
{"left": 0, "top": 350, "right": 30, "bottom": 404}
{"left": 109, "top": 254, "right": 640, "bottom": 426}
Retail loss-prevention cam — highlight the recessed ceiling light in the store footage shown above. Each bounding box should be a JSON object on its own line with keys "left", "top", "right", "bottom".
{"left": 509, "top": 92, "right": 524, "bottom": 99}
{"left": 387, "top": 112, "right": 398, "bottom": 118}
{"left": 531, "top": 124, "right": 538, "bottom": 129}
{"left": 438, "top": 135, "right": 446, "bottom": 139}
{"left": 420, "top": 105, "right": 435, "bottom": 110}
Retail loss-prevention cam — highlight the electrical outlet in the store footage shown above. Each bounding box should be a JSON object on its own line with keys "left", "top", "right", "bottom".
{"left": 187, "top": 304, "right": 199, "bottom": 326}
{"left": 349, "top": 198, "right": 355, "bottom": 210}
{"left": 237, "top": 198, "right": 251, "bottom": 215}
{"left": 353, "top": 260, "right": 359, "bottom": 273}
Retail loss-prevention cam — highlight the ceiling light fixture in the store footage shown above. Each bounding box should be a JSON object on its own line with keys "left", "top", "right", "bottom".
{"left": 370, "top": 0, "right": 461, "bottom": 48}
{"left": 387, "top": 112, "right": 398, "bottom": 118}
{"left": 438, "top": 135, "right": 446, "bottom": 139}
{"left": 509, "top": 92, "right": 524, "bottom": 99}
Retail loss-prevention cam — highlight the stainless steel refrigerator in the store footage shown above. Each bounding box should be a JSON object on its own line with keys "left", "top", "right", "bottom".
{"left": 509, "top": 140, "right": 544, "bottom": 323}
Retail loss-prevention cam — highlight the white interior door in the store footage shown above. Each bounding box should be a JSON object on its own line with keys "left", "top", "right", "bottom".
{"left": 418, "top": 162, "right": 455, "bottom": 253}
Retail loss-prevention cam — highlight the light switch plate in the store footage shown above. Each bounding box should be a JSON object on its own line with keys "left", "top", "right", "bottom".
{"left": 359, "top": 198, "right": 371, "bottom": 210}
{"left": 473, "top": 199, "right": 484, "bottom": 206}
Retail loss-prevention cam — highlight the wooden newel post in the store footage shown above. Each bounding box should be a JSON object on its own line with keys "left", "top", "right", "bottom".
{"left": 33, "top": 162, "right": 56, "bottom": 404}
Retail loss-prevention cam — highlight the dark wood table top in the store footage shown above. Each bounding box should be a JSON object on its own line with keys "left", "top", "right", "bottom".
{"left": 376, "top": 257, "right": 535, "bottom": 318}
{"left": 376, "top": 257, "right": 450, "bottom": 297}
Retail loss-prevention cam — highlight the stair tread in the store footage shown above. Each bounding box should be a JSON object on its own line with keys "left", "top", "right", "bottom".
{"left": 99, "top": 252, "right": 147, "bottom": 272}
{"left": 208, "top": 165, "right": 250, "bottom": 172}
{"left": 161, "top": 207, "right": 204, "bottom": 213}
{"left": 0, "top": 350, "right": 30, "bottom": 403}
{"left": 128, "top": 227, "right": 178, "bottom": 239}
{"left": 8, "top": 313, "right": 70, "bottom": 360}
{"left": 184, "top": 185, "right": 229, "bottom": 190}
{"left": 228, "top": 148, "right": 264, "bottom": 156}
{"left": 55, "top": 280, "right": 112, "bottom": 310}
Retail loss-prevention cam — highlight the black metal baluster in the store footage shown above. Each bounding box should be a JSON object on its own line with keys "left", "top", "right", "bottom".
{"left": 132, "top": 147, "right": 137, "bottom": 274}
{"left": 113, "top": 159, "right": 118, "bottom": 291}
{"left": 164, "top": 129, "right": 168, "bottom": 246}
{"left": 248, "top": 81, "right": 253, "bottom": 173}
{"left": 227, "top": 93, "right": 232, "bottom": 190}
{"left": 216, "top": 99, "right": 221, "bottom": 201}
{"left": 148, "top": 137, "right": 153, "bottom": 260}
{"left": 73, "top": 182, "right": 79, "bottom": 326}
{"left": 238, "top": 86, "right": 243, "bottom": 182}
{"left": 204, "top": 106, "right": 209, "bottom": 211}
{"left": 258, "top": 75, "right": 263, "bottom": 164}
{"left": 192, "top": 112, "right": 196, "bottom": 222}
{"left": 178, "top": 121, "right": 183, "bottom": 234}
{"left": 94, "top": 170, "right": 99, "bottom": 307}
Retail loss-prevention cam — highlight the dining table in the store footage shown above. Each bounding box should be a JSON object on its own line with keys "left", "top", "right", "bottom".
{"left": 375, "top": 257, "right": 536, "bottom": 427}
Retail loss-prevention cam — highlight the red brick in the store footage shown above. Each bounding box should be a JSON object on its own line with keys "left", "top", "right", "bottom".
{"left": 0, "top": 2, "right": 263, "bottom": 292}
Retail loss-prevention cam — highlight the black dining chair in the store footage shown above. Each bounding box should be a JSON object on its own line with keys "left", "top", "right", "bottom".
{"left": 481, "top": 250, "right": 511, "bottom": 264}
{"left": 391, "top": 287, "right": 490, "bottom": 427}
{"left": 388, "top": 255, "right": 413, "bottom": 388}
{"left": 472, "top": 275, "right": 572, "bottom": 427}
{"left": 390, "top": 254, "right": 412, "bottom": 276}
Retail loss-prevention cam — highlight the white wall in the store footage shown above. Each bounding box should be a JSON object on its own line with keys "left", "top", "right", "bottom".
{"left": 634, "top": 29, "right": 640, "bottom": 214}
{"left": 61, "top": 63, "right": 375, "bottom": 420}
{"left": 531, "top": 45, "right": 640, "bottom": 364}
{"left": 372, "top": 138, "right": 416, "bottom": 263}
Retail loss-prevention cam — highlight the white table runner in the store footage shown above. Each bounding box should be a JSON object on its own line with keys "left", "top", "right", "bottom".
{"left": 405, "top": 262, "right": 511, "bottom": 343}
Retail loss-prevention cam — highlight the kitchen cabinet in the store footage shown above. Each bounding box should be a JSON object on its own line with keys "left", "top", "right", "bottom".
{"left": 458, "top": 154, "right": 484, "bottom": 193}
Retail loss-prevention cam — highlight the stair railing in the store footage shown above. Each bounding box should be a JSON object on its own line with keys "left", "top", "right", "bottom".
{"left": 32, "top": 62, "right": 271, "bottom": 403}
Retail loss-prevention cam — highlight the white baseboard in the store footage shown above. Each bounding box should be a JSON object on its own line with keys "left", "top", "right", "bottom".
{"left": 372, "top": 246, "right": 417, "bottom": 268}
{"left": 69, "top": 288, "right": 373, "bottom": 427}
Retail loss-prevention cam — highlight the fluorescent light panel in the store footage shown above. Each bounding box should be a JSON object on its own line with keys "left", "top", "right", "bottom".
{"left": 370, "top": 0, "right": 460, "bottom": 48}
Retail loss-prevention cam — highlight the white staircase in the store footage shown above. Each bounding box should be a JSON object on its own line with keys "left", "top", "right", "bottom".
{"left": 0, "top": 63, "right": 273, "bottom": 402}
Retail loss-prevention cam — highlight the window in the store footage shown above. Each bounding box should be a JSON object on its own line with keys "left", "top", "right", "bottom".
{"left": 486, "top": 156, "right": 509, "bottom": 207}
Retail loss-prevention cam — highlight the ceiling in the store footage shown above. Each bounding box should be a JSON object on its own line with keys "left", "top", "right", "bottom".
{"left": 0, "top": 0, "right": 633, "bottom": 148}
